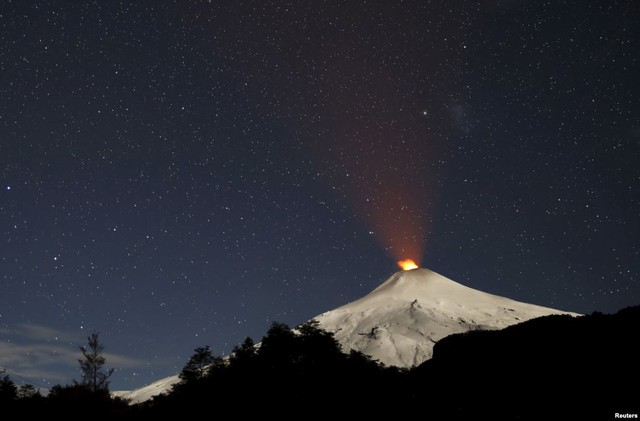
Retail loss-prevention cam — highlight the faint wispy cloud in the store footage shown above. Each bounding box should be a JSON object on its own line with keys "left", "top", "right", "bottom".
{"left": 0, "top": 323, "right": 144, "bottom": 387}
{"left": 102, "top": 352, "right": 143, "bottom": 368}
{"left": 0, "top": 341, "right": 77, "bottom": 367}
{"left": 18, "top": 323, "right": 83, "bottom": 343}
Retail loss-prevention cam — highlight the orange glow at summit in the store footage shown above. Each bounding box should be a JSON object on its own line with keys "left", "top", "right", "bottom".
{"left": 397, "top": 259, "right": 419, "bottom": 271}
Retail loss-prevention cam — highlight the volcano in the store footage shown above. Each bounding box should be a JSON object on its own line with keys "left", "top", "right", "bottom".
{"left": 115, "top": 267, "right": 578, "bottom": 403}
{"left": 314, "top": 268, "right": 579, "bottom": 367}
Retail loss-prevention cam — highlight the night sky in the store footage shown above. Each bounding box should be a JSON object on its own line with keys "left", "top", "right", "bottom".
{"left": 1, "top": 1, "right": 638, "bottom": 390}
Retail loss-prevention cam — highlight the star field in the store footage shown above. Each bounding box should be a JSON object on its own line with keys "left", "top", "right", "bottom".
{"left": 1, "top": 1, "right": 638, "bottom": 390}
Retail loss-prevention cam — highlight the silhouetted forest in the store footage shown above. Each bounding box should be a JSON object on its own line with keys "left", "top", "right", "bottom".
{"left": 2, "top": 307, "right": 638, "bottom": 419}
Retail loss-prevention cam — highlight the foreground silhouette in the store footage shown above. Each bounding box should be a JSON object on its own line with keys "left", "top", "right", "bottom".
{"left": 3, "top": 307, "right": 638, "bottom": 418}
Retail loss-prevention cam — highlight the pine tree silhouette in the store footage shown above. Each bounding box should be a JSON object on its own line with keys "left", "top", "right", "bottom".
{"left": 77, "top": 332, "right": 114, "bottom": 392}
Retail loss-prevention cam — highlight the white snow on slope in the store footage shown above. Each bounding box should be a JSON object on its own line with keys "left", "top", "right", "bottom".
{"left": 114, "top": 267, "right": 579, "bottom": 403}
{"left": 112, "top": 374, "right": 180, "bottom": 404}
{"left": 314, "top": 268, "right": 579, "bottom": 367}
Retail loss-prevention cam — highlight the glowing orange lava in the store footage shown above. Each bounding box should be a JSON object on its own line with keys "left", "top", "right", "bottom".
{"left": 397, "top": 259, "right": 419, "bottom": 271}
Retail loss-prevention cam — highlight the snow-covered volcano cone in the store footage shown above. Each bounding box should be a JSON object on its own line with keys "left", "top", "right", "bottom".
{"left": 314, "top": 268, "right": 579, "bottom": 367}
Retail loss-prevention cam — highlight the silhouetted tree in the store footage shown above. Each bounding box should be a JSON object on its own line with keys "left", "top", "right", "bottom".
{"left": 259, "top": 321, "right": 297, "bottom": 369}
{"left": 298, "top": 319, "right": 343, "bottom": 360}
{"left": 77, "top": 332, "right": 114, "bottom": 392}
{"left": 17, "top": 384, "right": 39, "bottom": 399}
{"left": 229, "top": 337, "right": 256, "bottom": 365}
{"left": 0, "top": 374, "right": 18, "bottom": 403}
{"left": 48, "top": 383, "right": 129, "bottom": 416}
{"left": 180, "top": 346, "right": 217, "bottom": 382}
{"left": 144, "top": 320, "right": 399, "bottom": 416}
